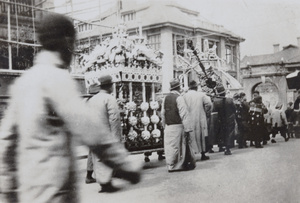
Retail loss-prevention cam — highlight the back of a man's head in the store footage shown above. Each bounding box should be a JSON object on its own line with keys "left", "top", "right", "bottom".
{"left": 37, "top": 13, "right": 76, "bottom": 66}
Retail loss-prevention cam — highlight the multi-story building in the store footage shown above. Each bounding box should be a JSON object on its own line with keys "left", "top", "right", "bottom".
{"left": 0, "top": 0, "right": 244, "bottom": 95}
{"left": 75, "top": 1, "right": 245, "bottom": 92}
{"left": 0, "top": 0, "right": 52, "bottom": 94}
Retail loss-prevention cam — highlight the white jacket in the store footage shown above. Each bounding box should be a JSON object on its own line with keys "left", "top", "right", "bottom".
{"left": 0, "top": 51, "right": 138, "bottom": 203}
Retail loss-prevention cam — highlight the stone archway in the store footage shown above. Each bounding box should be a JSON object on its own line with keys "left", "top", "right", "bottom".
{"left": 252, "top": 81, "right": 280, "bottom": 106}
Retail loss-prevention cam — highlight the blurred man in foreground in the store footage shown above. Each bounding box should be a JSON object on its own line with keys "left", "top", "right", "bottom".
{"left": 0, "top": 13, "right": 141, "bottom": 203}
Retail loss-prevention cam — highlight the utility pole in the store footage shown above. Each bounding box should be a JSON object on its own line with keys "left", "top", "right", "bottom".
{"left": 116, "top": 0, "right": 121, "bottom": 24}
{"left": 7, "top": 0, "right": 12, "bottom": 70}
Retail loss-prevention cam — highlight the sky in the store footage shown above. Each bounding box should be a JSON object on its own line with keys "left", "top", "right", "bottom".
{"left": 181, "top": 0, "right": 300, "bottom": 57}
{"left": 54, "top": 0, "right": 300, "bottom": 58}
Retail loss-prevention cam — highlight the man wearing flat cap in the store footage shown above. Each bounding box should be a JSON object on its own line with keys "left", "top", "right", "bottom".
{"left": 183, "top": 80, "right": 212, "bottom": 161}
{"left": 161, "top": 78, "right": 196, "bottom": 172}
{"left": 87, "top": 74, "right": 124, "bottom": 192}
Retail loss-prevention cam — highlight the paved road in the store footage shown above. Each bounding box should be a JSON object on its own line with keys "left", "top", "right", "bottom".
{"left": 77, "top": 136, "right": 300, "bottom": 203}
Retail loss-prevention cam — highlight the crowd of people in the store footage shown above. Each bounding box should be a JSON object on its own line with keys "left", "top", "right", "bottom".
{"left": 1, "top": 12, "right": 299, "bottom": 203}
{"left": 160, "top": 78, "right": 300, "bottom": 174}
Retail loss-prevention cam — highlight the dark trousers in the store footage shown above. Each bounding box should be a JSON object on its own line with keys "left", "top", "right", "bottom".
{"left": 237, "top": 129, "right": 246, "bottom": 147}
{"left": 271, "top": 126, "right": 287, "bottom": 139}
{"left": 218, "top": 124, "right": 235, "bottom": 150}
{"left": 251, "top": 125, "right": 264, "bottom": 146}
{"left": 287, "top": 123, "right": 294, "bottom": 138}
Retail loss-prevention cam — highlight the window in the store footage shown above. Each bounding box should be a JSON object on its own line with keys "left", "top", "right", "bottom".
{"left": 147, "top": 34, "right": 161, "bottom": 51}
{"left": 226, "top": 45, "right": 237, "bottom": 70}
{"left": 201, "top": 39, "right": 219, "bottom": 55}
{"left": 78, "top": 23, "right": 93, "bottom": 33}
{"left": 173, "top": 35, "right": 185, "bottom": 56}
{"left": 0, "top": 0, "right": 37, "bottom": 71}
{"left": 226, "top": 45, "right": 232, "bottom": 64}
{"left": 122, "top": 12, "right": 135, "bottom": 22}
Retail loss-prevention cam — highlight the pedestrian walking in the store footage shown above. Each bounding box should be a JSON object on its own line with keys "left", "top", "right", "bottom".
{"left": 212, "top": 85, "right": 236, "bottom": 155}
{"left": 161, "top": 78, "right": 196, "bottom": 172}
{"left": 87, "top": 74, "right": 123, "bottom": 192}
{"left": 183, "top": 80, "right": 212, "bottom": 160}
{"left": 84, "top": 86, "right": 100, "bottom": 185}
{"left": 270, "top": 104, "right": 289, "bottom": 143}
{"left": 0, "top": 13, "right": 141, "bottom": 203}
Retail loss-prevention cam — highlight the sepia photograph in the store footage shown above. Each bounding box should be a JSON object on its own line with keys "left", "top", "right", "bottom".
{"left": 0, "top": 0, "right": 300, "bottom": 202}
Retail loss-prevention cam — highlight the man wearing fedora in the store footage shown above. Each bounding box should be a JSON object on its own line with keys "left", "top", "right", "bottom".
{"left": 161, "top": 78, "right": 196, "bottom": 172}
{"left": 212, "top": 85, "right": 236, "bottom": 155}
{"left": 183, "top": 80, "right": 212, "bottom": 161}
{"left": 87, "top": 74, "right": 125, "bottom": 192}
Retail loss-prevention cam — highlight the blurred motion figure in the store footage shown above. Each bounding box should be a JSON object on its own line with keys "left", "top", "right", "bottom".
{"left": 0, "top": 13, "right": 141, "bottom": 203}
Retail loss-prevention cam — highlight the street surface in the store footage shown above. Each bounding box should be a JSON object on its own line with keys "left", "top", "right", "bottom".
{"left": 77, "top": 136, "right": 300, "bottom": 203}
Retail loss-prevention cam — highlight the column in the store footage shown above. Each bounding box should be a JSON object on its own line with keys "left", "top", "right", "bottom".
{"left": 160, "top": 27, "right": 174, "bottom": 93}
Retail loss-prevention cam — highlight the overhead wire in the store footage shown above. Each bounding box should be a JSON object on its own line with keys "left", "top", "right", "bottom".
{"left": 0, "top": 0, "right": 114, "bottom": 29}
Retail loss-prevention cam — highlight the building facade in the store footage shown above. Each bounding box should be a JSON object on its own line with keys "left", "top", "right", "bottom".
{"left": 74, "top": 1, "right": 244, "bottom": 93}
{"left": 241, "top": 41, "right": 300, "bottom": 106}
{"left": 0, "top": 0, "right": 87, "bottom": 95}
{"left": 0, "top": 1, "right": 244, "bottom": 95}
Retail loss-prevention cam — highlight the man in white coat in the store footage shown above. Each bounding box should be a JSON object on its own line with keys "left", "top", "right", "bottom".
{"left": 183, "top": 80, "right": 212, "bottom": 160}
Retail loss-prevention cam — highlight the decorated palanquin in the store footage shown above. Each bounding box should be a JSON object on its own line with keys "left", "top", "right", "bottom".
{"left": 80, "top": 25, "right": 164, "bottom": 161}
{"left": 175, "top": 39, "right": 242, "bottom": 95}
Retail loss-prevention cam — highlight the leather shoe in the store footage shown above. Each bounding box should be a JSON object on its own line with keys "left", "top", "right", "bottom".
{"left": 219, "top": 147, "right": 225, "bottom": 152}
{"left": 113, "top": 169, "right": 141, "bottom": 184}
{"left": 208, "top": 149, "right": 215, "bottom": 153}
{"left": 201, "top": 154, "right": 210, "bottom": 161}
{"left": 85, "top": 177, "right": 96, "bottom": 184}
{"left": 271, "top": 139, "right": 276, "bottom": 143}
{"left": 99, "top": 182, "right": 120, "bottom": 193}
{"left": 224, "top": 150, "right": 232, "bottom": 155}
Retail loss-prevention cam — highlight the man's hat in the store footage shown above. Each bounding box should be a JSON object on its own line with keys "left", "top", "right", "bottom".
{"left": 215, "top": 85, "right": 226, "bottom": 95}
{"left": 88, "top": 84, "right": 101, "bottom": 94}
{"left": 98, "top": 75, "right": 113, "bottom": 86}
{"left": 169, "top": 78, "right": 181, "bottom": 90}
{"left": 189, "top": 80, "right": 198, "bottom": 89}
{"left": 233, "top": 93, "right": 241, "bottom": 99}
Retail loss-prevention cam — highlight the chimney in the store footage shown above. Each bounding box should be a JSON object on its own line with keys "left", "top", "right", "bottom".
{"left": 297, "top": 37, "right": 300, "bottom": 47}
{"left": 273, "top": 44, "right": 280, "bottom": 53}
